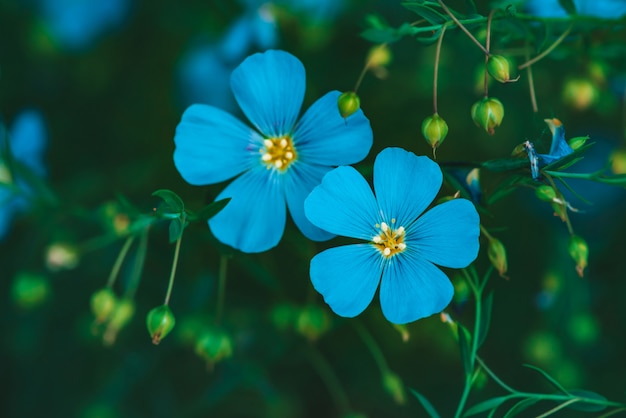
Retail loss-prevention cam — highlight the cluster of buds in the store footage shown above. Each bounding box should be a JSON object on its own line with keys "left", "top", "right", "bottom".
{"left": 271, "top": 303, "right": 332, "bottom": 341}
{"left": 90, "top": 288, "right": 135, "bottom": 346}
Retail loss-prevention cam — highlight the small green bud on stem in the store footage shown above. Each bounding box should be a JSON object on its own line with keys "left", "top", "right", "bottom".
{"left": 487, "top": 55, "right": 518, "bottom": 83}
{"left": 11, "top": 272, "right": 51, "bottom": 310}
{"left": 471, "top": 97, "right": 504, "bottom": 135}
{"left": 337, "top": 92, "right": 360, "bottom": 119}
{"left": 535, "top": 185, "right": 557, "bottom": 202}
{"left": 195, "top": 329, "right": 233, "bottom": 370}
{"left": 487, "top": 237, "right": 508, "bottom": 278}
{"left": 90, "top": 288, "right": 118, "bottom": 323}
{"left": 568, "top": 235, "right": 588, "bottom": 277}
{"left": 382, "top": 371, "right": 406, "bottom": 405}
{"left": 421, "top": 113, "right": 448, "bottom": 156}
{"left": 146, "top": 305, "right": 176, "bottom": 345}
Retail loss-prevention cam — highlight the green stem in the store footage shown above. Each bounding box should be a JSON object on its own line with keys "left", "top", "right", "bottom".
{"left": 215, "top": 255, "right": 228, "bottom": 324}
{"left": 305, "top": 344, "right": 352, "bottom": 414}
{"left": 518, "top": 24, "right": 573, "bottom": 70}
{"left": 476, "top": 356, "right": 518, "bottom": 393}
{"left": 164, "top": 233, "right": 182, "bottom": 306}
{"left": 525, "top": 45, "right": 539, "bottom": 112}
{"left": 433, "top": 24, "right": 448, "bottom": 114}
{"left": 437, "top": 0, "right": 488, "bottom": 54}
{"left": 124, "top": 227, "right": 149, "bottom": 299}
{"left": 354, "top": 320, "right": 391, "bottom": 374}
{"left": 105, "top": 235, "right": 136, "bottom": 288}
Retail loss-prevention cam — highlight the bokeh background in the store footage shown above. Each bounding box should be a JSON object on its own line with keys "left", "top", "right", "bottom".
{"left": 2, "top": 0, "right": 626, "bottom": 417}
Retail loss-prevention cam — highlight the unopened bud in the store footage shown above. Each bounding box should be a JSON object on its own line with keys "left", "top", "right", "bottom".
{"left": 487, "top": 55, "right": 517, "bottom": 83}
{"left": 611, "top": 148, "right": 626, "bottom": 174}
{"left": 535, "top": 185, "right": 557, "bottom": 202}
{"left": 568, "top": 136, "right": 588, "bottom": 151}
{"left": 146, "top": 305, "right": 176, "bottom": 344}
{"left": 90, "top": 288, "right": 118, "bottom": 323}
{"left": 11, "top": 272, "right": 51, "bottom": 310}
{"left": 568, "top": 235, "right": 588, "bottom": 277}
{"left": 103, "top": 298, "right": 135, "bottom": 346}
{"left": 487, "top": 237, "right": 508, "bottom": 278}
{"left": 382, "top": 371, "right": 406, "bottom": 405}
{"left": 471, "top": 97, "right": 504, "bottom": 135}
{"left": 295, "top": 305, "right": 331, "bottom": 341}
{"left": 562, "top": 78, "right": 598, "bottom": 111}
{"left": 337, "top": 92, "right": 361, "bottom": 119}
{"left": 195, "top": 329, "right": 233, "bottom": 369}
{"left": 421, "top": 113, "right": 448, "bottom": 153}
{"left": 366, "top": 44, "right": 392, "bottom": 68}
{"left": 45, "top": 242, "right": 79, "bottom": 271}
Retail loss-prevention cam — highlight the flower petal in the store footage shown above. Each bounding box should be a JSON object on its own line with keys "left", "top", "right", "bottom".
{"left": 208, "top": 167, "right": 285, "bottom": 253}
{"left": 310, "top": 244, "right": 382, "bottom": 318}
{"left": 373, "top": 147, "right": 442, "bottom": 227}
{"left": 173, "top": 104, "right": 260, "bottom": 185}
{"left": 10, "top": 110, "right": 47, "bottom": 176}
{"left": 284, "top": 162, "right": 335, "bottom": 241}
{"left": 409, "top": 198, "right": 480, "bottom": 268}
{"left": 231, "top": 50, "right": 305, "bottom": 137}
{"left": 293, "top": 91, "right": 373, "bottom": 166}
{"left": 379, "top": 255, "right": 453, "bottom": 324}
{"left": 304, "top": 166, "right": 379, "bottom": 240}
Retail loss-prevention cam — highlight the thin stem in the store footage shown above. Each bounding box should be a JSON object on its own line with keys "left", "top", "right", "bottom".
{"left": 164, "top": 234, "right": 182, "bottom": 306}
{"left": 433, "top": 24, "right": 447, "bottom": 114}
{"left": 305, "top": 345, "right": 352, "bottom": 414}
{"left": 106, "top": 235, "right": 136, "bottom": 288}
{"left": 483, "top": 10, "right": 497, "bottom": 96}
{"left": 479, "top": 224, "right": 494, "bottom": 241}
{"left": 437, "top": 0, "right": 488, "bottom": 54}
{"left": 124, "top": 227, "right": 149, "bottom": 299}
{"left": 535, "top": 398, "right": 581, "bottom": 418}
{"left": 354, "top": 320, "right": 390, "bottom": 374}
{"left": 525, "top": 45, "right": 539, "bottom": 112}
{"left": 518, "top": 24, "right": 573, "bottom": 70}
{"left": 476, "top": 356, "right": 518, "bottom": 393}
{"left": 215, "top": 255, "right": 228, "bottom": 324}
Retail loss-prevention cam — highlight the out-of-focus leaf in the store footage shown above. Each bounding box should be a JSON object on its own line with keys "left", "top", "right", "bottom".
{"left": 168, "top": 217, "right": 184, "bottom": 243}
{"left": 401, "top": 2, "right": 448, "bottom": 24}
{"left": 458, "top": 324, "right": 472, "bottom": 377}
{"left": 409, "top": 389, "right": 441, "bottom": 418}
{"left": 567, "top": 390, "right": 608, "bottom": 412}
{"left": 192, "top": 198, "right": 231, "bottom": 221}
{"left": 482, "top": 158, "right": 529, "bottom": 172}
{"left": 153, "top": 189, "right": 184, "bottom": 213}
{"left": 558, "top": 0, "right": 577, "bottom": 14}
{"left": 465, "top": 0, "right": 477, "bottom": 14}
{"left": 463, "top": 396, "right": 510, "bottom": 417}
{"left": 502, "top": 398, "right": 539, "bottom": 417}
{"left": 522, "top": 364, "right": 569, "bottom": 395}
{"left": 486, "top": 175, "right": 534, "bottom": 206}
{"left": 477, "top": 292, "right": 493, "bottom": 348}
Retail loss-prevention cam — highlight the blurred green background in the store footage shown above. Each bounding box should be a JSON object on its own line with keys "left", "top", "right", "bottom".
{"left": 2, "top": 0, "right": 626, "bottom": 417}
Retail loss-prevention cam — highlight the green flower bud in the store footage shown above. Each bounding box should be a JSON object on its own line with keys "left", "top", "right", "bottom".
{"left": 295, "top": 305, "right": 331, "bottom": 341}
{"left": 611, "top": 148, "right": 626, "bottom": 174}
{"left": 337, "top": 91, "right": 360, "bottom": 119}
{"left": 45, "top": 242, "right": 79, "bottom": 271}
{"left": 421, "top": 113, "right": 448, "bottom": 153}
{"left": 471, "top": 97, "right": 504, "bottom": 135}
{"left": 562, "top": 78, "right": 598, "bottom": 111}
{"left": 366, "top": 44, "right": 392, "bottom": 68}
{"left": 195, "top": 329, "right": 233, "bottom": 369}
{"left": 382, "top": 371, "right": 406, "bottom": 405}
{"left": 568, "top": 235, "right": 588, "bottom": 278}
{"left": 90, "top": 288, "right": 118, "bottom": 323}
{"left": 11, "top": 272, "right": 51, "bottom": 310}
{"left": 487, "top": 55, "right": 517, "bottom": 83}
{"left": 103, "top": 298, "right": 135, "bottom": 346}
{"left": 146, "top": 305, "right": 176, "bottom": 345}
{"left": 487, "top": 237, "right": 508, "bottom": 278}
{"left": 568, "top": 136, "right": 588, "bottom": 151}
{"left": 535, "top": 185, "right": 557, "bottom": 202}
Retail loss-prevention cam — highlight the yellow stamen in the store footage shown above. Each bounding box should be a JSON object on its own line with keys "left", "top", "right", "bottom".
{"left": 260, "top": 135, "right": 297, "bottom": 172}
{"left": 371, "top": 221, "right": 407, "bottom": 258}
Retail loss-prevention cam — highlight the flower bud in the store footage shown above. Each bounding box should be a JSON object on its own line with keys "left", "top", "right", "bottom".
{"left": 45, "top": 242, "right": 79, "bottom": 271}
{"left": 421, "top": 113, "right": 448, "bottom": 153}
{"left": 471, "top": 97, "right": 504, "bottom": 135}
{"left": 295, "top": 305, "right": 331, "bottom": 341}
{"left": 487, "top": 237, "right": 508, "bottom": 278}
{"left": 90, "top": 288, "right": 118, "bottom": 323}
{"left": 562, "top": 78, "right": 598, "bottom": 111}
{"left": 270, "top": 303, "right": 297, "bottom": 332}
{"left": 535, "top": 185, "right": 557, "bottom": 202}
{"left": 337, "top": 92, "right": 360, "bottom": 119}
{"left": 103, "top": 298, "right": 135, "bottom": 346}
{"left": 487, "top": 55, "right": 517, "bottom": 83}
{"left": 195, "top": 329, "right": 233, "bottom": 369}
{"left": 568, "top": 235, "right": 588, "bottom": 277}
{"left": 611, "top": 148, "right": 626, "bottom": 174}
{"left": 366, "top": 44, "right": 392, "bottom": 68}
{"left": 567, "top": 136, "right": 588, "bottom": 151}
{"left": 11, "top": 272, "right": 51, "bottom": 310}
{"left": 146, "top": 305, "right": 176, "bottom": 345}
{"left": 382, "top": 371, "right": 406, "bottom": 405}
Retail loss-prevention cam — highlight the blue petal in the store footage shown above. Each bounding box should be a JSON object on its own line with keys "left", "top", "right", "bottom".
{"left": 304, "top": 166, "right": 379, "bottom": 240}
{"left": 284, "top": 162, "right": 335, "bottom": 241}
{"left": 293, "top": 91, "right": 372, "bottom": 165}
{"left": 373, "top": 147, "right": 442, "bottom": 227}
{"left": 230, "top": 50, "right": 305, "bottom": 137}
{"left": 10, "top": 110, "right": 47, "bottom": 176}
{"left": 379, "top": 255, "right": 454, "bottom": 324}
{"left": 538, "top": 119, "right": 573, "bottom": 165}
{"left": 219, "top": 17, "right": 254, "bottom": 63}
{"left": 173, "top": 104, "right": 261, "bottom": 185}
{"left": 409, "top": 198, "right": 479, "bottom": 268}
{"left": 209, "top": 166, "right": 285, "bottom": 253}
{"left": 310, "top": 244, "right": 382, "bottom": 317}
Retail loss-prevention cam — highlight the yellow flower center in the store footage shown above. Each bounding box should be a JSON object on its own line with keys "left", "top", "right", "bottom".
{"left": 371, "top": 220, "right": 406, "bottom": 258}
{"left": 260, "top": 136, "right": 297, "bottom": 172}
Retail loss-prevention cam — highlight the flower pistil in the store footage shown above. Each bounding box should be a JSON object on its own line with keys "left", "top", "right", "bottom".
{"left": 260, "top": 136, "right": 297, "bottom": 171}
{"left": 372, "top": 220, "right": 406, "bottom": 258}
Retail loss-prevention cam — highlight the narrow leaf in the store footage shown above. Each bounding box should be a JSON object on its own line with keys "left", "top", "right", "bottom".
{"left": 477, "top": 292, "right": 493, "bottom": 348}
{"left": 522, "top": 364, "right": 569, "bottom": 395}
{"left": 409, "top": 388, "right": 441, "bottom": 418}
{"left": 152, "top": 189, "right": 184, "bottom": 213}
{"left": 503, "top": 398, "right": 539, "bottom": 418}
{"left": 193, "top": 198, "right": 231, "bottom": 221}
{"left": 463, "top": 396, "right": 510, "bottom": 417}
{"left": 464, "top": 0, "right": 477, "bottom": 14}
{"left": 168, "top": 217, "right": 184, "bottom": 243}
{"left": 567, "top": 389, "right": 608, "bottom": 412}
{"left": 401, "top": 2, "right": 448, "bottom": 24}
{"left": 458, "top": 324, "right": 472, "bottom": 377}
{"left": 558, "top": 0, "right": 577, "bottom": 14}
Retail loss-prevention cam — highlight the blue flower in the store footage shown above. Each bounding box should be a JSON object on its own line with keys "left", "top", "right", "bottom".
{"left": 173, "top": 50, "right": 373, "bottom": 253}
{"left": 0, "top": 110, "right": 47, "bottom": 240}
{"left": 538, "top": 118, "right": 574, "bottom": 165}
{"left": 37, "top": 0, "right": 130, "bottom": 51}
{"left": 304, "top": 147, "right": 480, "bottom": 324}
{"left": 525, "top": 0, "right": 626, "bottom": 18}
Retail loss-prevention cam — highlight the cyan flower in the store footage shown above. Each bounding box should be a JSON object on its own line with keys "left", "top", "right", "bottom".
{"left": 304, "top": 147, "right": 480, "bottom": 324}
{"left": 538, "top": 118, "right": 574, "bottom": 165}
{"left": 174, "top": 50, "right": 373, "bottom": 253}
{"left": 0, "top": 110, "right": 47, "bottom": 240}
{"left": 525, "top": 0, "right": 626, "bottom": 18}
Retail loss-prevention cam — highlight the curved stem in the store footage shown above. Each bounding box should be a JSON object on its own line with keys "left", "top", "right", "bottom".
{"left": 164, "top": 233, "right": 182, "bottom": 306}
{"left": 525, "top": 45, "right": 539, "bottom": 112}
{"left": 106, "top": 235, "right": 136, "bottom": 288}
{"left": 433, "top": 25, "right": 448, "bottom": 114}
{"left": 518, "top": 24, "right": 573, "bottom": 70}
{"left": 437, "top": 0, "right": 488, "bottom": 54}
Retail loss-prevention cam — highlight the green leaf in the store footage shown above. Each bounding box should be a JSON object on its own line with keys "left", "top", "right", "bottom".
{"left": 502, "top": 398, "right": 539, "bottom": 417}
{"left": 522, "top": 364, "right": 569, "bottom": 395}
{"left": 458, "top": 324, "right": 472, "bottom": 377}
{"left": 192, "top": 198, "right": 231, "bottom": 221}
{"left": 542, "top": 142, "right": 594, "bottom": 172}
{"left": 463, "top": 396, "right": 510, "bottom": 417}
{"left": 477, "top": 292, "right": 493, "bottom": 348}
{"left": 168, "top": 217, "right": 184, "bottom": 243}
{"left": 464, "top": 0, "right": 477, "bottom": 14}
{"left": 409, "top": 388, "right": 441, "bottom": 418}
{"left": 567, "top": 389, "right": 608, "bottom": 412}
{"left": 558, "top": 0, "right": 577, "bottom": 14}
{"left": 401, "top": 2, "right": 448, "bottom": 24}
{"left": 152, "top": 189, "right": 184, "bottom": 213}
{"left": 486, "top": 175, "right": 533, "bottom": 206}
{"left": 481, "top": 158, "right": 529, "bottom": 172}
